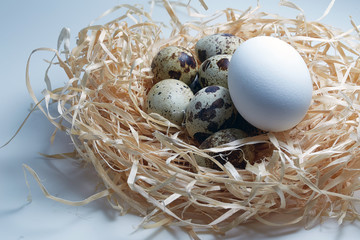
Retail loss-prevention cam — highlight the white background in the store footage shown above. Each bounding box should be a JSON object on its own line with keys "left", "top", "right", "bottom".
{"left": 1, "top": 0, "right": 360, "bottom": 239}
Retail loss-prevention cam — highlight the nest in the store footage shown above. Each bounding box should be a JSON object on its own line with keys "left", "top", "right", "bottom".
{"left": 25, "top": 0, "right": 360, "bottom": 238}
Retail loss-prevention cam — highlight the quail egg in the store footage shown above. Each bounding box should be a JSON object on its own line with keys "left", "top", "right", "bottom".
{"left": 195, "top": 128, "right": 255, "bottom": 170}
{"left": 195, "top": 33, "right": 242, "bottom": 63}
{"left": 151, "top": 46, "right": 198, "bottom": 85}
{"left": 146, "top": 79, "right": 194, "bottom": 125}
{"left": 198, "top": 54, "right": 232, "bottom": 88}
{"left": 185, "top": 85, "right": 237, "bottom": 142}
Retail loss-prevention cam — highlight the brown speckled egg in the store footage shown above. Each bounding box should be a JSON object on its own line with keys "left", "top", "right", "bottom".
{"left": 195, "top": 33, "right": 243, "bottom": 63}
{"left": 146, "top": 79, "right": 194, "bottom": 125}
{"left": 195, "top": 128, "right": 255, "bottom": 170}
{"left": 199, "top": 54, "right": 232, "bottom": 88}
{"left": 185, "top": 85, "right": 237, "bottom": 142}
{"left": 151, "top": 46, "right": 198, "bottom": 85}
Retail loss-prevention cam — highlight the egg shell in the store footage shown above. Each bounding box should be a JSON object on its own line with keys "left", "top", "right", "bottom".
{"left": 195, "top": 33, "right": 242, "bottom": 63}
{"left": 151, "top": 46, "right": 198, "bottom": 85}
{"left": 228, "top": 36, "right": 313, "bottom": 132}
{"left": 195, "top": 128, "right": 255, "bottom": 170}
{"left": 198, "top": 54, "right": 231, "bottom": 88}
{"left": 145, "top": 79, "right": 194, "bottom": 125}
{"left": 185, "top": 86, "right": 237, "bottom": 142}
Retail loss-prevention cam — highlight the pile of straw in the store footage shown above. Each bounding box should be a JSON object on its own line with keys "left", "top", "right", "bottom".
{"left": 25, "top": 0, "right": 360, "bottom": 238}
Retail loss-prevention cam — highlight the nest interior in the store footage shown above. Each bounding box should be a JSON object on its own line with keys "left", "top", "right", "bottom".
{"left": 25, "top": 0, "right": 360, "bottom": 238}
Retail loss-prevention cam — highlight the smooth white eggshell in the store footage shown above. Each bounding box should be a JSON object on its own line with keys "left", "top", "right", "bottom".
{"left": 228, "top": 36, "right": 313, "bottom": 132}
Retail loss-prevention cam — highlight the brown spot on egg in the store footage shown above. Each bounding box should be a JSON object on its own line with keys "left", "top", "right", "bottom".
{"left": 211, "top": 98, "right": 224, "bottom": 108}
{"left": 195, "top": 101, "right": 202, "bottom": 109}
{"left": 169, "top": 70, "right": 181, "bottom": 79}
{"left": 198, "top": 49, "right": 207, "bottom": 62}
{"left": 179, "top": 52, "right": 197, "bottom": 69}
{"left": 205, "top": 86, "right": 220, "bottom": 93}
{"left": 187, "top": 111, "right": 194, "bottom": 122}
{"left": 196, "top": 107, "right": 216, "bottom": 122}
{"left": 178, "top": 52, "right": 187, "bottom": 68}
{"left": 187, "top": 56, "right": 197, "bottom": 69}
{"left": 216, "top": 58, "right": 229, "bottom": 71}
{"left": 195, "top": 98, "right": 225, "bottom": 121}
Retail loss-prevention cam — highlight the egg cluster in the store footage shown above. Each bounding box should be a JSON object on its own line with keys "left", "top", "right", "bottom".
{"left": 147, "top": 33, "right": 256, "bottom": 169}
{"left": 147, "top": 33, "right": 313, "bottom": 170}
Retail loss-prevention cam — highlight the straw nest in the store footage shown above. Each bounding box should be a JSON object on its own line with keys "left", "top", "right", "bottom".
{"left": 25, "top": 0, "right": 360, "bottom": 238}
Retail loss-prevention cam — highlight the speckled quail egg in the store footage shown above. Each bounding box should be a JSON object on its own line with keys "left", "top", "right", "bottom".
{"left": 146, "top": 79, "right": 194, "bottom": 125}
{"left": 185, "top": 85, "right": 237, "bottom": 142}
{"left": 151, "top": 46, "right": 198, "bottom": 85}
{"left": 195, "top": 33, "right": 242, "bottom": 63}
{"left": 195, "top": 128, "right": 255, "bottom": 170}
{"left": 198, "top": 54, "right": 232, "bottom": 88}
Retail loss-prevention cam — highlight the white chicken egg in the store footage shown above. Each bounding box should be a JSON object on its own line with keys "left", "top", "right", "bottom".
{"left": 228, "top": 36, "right": 313, "bottom": 132}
